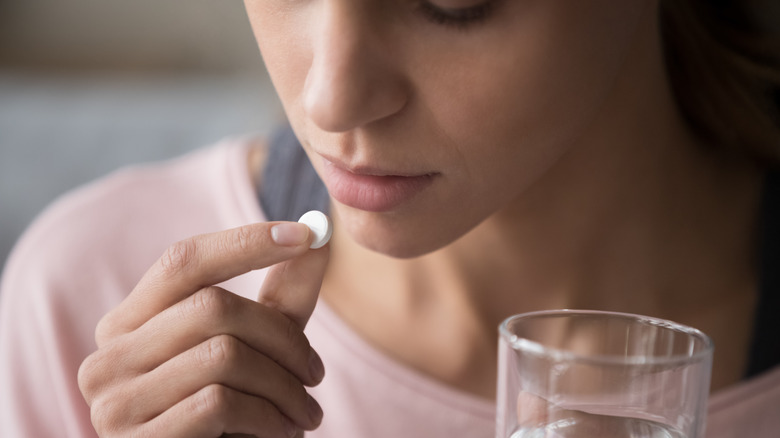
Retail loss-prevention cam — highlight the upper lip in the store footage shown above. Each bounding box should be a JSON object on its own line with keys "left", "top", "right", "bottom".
{"left": 319, "top": 152, "right": 436, "bottom": 178}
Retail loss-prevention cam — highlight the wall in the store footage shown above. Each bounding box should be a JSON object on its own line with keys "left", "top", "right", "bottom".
{"left": 0, "top": 0, "right": 264, "bottom": 73}
{"left": 0, "top": 0, "right": 280, "bottom": 268}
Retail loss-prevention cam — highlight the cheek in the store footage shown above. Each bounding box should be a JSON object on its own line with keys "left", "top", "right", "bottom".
{"left": 245, "top": 4, "right": 311, "bottom": 124}
{"left": 417, "top": 0, "right": 649, "bottom": 182}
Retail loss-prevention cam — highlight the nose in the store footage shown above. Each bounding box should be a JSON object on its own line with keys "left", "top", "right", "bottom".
{"left": 303, "top": 2, "right": 409, "bottom": 132}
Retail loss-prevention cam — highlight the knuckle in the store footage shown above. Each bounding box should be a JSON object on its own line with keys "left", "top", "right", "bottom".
{"left": 77, "top": 348, "right": 117, "bottom": 403}
{"left": 188, "top": 286, "right": 233, "bottom": 319}
{"left": 77, "top": 353, "right": 99, "bottom": 401}
{"left": 214, "top": 226, "right": 257, "bottom": 260}
{"left": 280, "top": 315, "right": 306, "bottom": 354}
{"left": 159, "top": 238, "right": 198, "bottom": 276}
{"left": 78, "top": 336, "right": 141, "bottom": 411}
{"left": 89, "top": 393, "right": 125, "bottom": 436}
{"left": 89, "top": 397, "right": 109, "bottom": 433}
{"left": 94, "top": 313, "right": 120, "bottom": 347}
{"left": 230, "top": 225, "right": 255, "bottom": 254}
{"left": 191, "top": 384, "right": 230, "bottom": 420}
{"left": 198, "top": 335, "right": 240, "bottom": 370}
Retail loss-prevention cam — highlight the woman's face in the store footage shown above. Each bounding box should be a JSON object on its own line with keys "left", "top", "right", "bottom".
{"left": 245, "top": 0, "right": 656, "bottom": 258}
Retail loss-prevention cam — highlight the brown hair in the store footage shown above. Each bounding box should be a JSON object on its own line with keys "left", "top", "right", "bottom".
{"left": 660, "top": 0, "right": 780, "bottom": 165}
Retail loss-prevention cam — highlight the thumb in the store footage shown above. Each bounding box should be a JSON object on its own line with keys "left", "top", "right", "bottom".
{"left": 257, "top": 243, "right": 330, "bottom": 329}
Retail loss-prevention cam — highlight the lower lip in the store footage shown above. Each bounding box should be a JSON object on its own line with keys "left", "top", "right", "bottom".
{"left": 321, "top": 161, "right": 436, "bottom": 212}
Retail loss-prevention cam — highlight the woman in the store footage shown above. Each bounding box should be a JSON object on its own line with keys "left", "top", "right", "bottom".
{"left": 1, "top": 0, "right": 779, "bottom": 436}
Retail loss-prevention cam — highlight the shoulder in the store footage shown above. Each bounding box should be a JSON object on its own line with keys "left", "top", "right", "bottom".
{"left": 0, "top": 137, "right": 266, "bottom": 436}
{"left": 1, "top": 137, "right": 266, "bottom": 328}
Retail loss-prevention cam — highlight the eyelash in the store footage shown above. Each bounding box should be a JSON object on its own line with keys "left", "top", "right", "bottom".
{"left": 416, "top": 0, "right": 497, "bottom": 29}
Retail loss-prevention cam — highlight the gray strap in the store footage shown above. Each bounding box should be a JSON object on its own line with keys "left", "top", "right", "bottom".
{"left": 259, "top": 126, "right": 329, "bottom": 222}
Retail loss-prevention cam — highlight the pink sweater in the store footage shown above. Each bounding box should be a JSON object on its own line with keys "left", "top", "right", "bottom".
{"left": 1, "top": 140, "right": 778, "bottom": 437}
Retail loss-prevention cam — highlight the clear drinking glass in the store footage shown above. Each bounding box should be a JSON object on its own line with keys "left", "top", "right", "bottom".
{"left": 496, "top": 310, "right": 714, "bottom": 438}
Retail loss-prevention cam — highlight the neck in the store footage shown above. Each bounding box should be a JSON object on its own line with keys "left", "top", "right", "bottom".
{"left": 322, "top": 119, "right": 762, "bottom": 399}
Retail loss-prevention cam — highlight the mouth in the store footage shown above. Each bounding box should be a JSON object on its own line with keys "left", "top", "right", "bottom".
{"left": 318, "top": 156, "right": 438, "bottom": 213}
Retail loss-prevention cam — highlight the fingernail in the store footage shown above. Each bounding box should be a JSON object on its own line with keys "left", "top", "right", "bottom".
{"left": 309, "top": 348, "right": 325, "bottom": 383}
{"left": 271, "top": 223, "right": 309, "bottom": 246}
{"left": 307, "top": 394, "right": 323, "bottom": 425}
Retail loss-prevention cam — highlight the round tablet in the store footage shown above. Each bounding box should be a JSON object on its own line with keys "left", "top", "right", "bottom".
{"left": 298, "top": 210, "right": 333, "bottom": 249}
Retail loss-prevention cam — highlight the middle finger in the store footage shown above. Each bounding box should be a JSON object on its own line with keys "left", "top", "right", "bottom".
{"left": 118, "top": 286, "right": 322, "bottom": 386}
{"left": 126, "top": 334, "right": 322, "bottom": 430}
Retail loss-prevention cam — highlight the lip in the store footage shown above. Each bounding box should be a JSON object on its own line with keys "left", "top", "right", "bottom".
{"left": 319, "top": 156, "right": 437, "bottom": 212}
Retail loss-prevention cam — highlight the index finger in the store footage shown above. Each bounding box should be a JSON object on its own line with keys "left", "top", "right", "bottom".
{"left": 97, "top": 222, "right": 313, "bottom": 345}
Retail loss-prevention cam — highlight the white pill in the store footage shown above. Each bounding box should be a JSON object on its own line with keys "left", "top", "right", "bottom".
{"left": 298, "top": 210, "right": 333, "bottom": 249}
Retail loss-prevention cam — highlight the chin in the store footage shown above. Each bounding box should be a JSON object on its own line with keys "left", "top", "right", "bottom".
{"left": 354, "top": 233, "right": 443, "bottom": 259}
{"left": 333, "top": 203, "right": 475, "bottom": 259}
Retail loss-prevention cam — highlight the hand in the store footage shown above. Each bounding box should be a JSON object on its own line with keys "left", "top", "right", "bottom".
{"left": 78, "top": 222, "right": 329, "bottom": 437}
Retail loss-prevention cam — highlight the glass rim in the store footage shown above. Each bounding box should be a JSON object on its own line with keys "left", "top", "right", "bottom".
{"left": 499, "top": 309, "right": 714, "bottom": 366}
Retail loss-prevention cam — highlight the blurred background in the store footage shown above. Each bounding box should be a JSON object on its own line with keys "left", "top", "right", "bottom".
{"left": 2, "top": 2, "right": 779, "bottom": 269}
{"left": 0, "top": 0, "right": 284, "bottom": 267}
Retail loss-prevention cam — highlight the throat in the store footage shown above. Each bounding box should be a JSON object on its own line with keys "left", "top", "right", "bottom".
{"left": 319, "top": 248, "right": 501, "bottom": 400}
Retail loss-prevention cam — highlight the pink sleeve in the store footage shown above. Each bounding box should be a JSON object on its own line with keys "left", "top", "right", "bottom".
{"left": 0, "top": 206, "right": 103, "bottom": 437}
{"left": 706, "top": 364, "right": 780, "bottom": 438}
{"left": 0, "top": 142, "right": 259, "bottom": 437}
{"left": 0, "top": 170, "right": 160, "bottom": 437}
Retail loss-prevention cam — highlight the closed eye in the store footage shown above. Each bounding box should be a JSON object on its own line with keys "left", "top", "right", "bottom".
{"left": 416, "top": 0, "right": 498, "bottom": 29}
